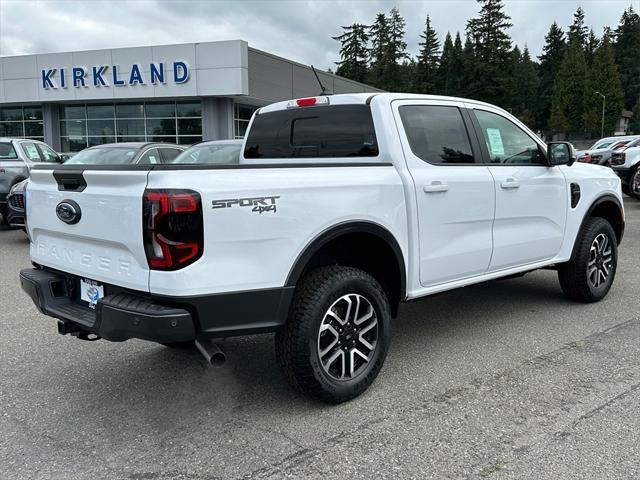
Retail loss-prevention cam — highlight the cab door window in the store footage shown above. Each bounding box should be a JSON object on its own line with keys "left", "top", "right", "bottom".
{"left": 474, "top": 110, "right": 545, "bottom": 165}
{"left": 398, "top": 105, "right": 476, "bottom": 164}
{"left": 36, "top": 143, "right": 61, "bottom": 163}
{"left": 138, "top": 148, "right": 160, "bottom": 164}
{"left": 21, "top": 142, "right": 42, "bottom": 161}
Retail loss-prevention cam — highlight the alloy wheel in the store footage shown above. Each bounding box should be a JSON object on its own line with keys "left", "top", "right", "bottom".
{"left": 317, "top": 293, "right": 379, "bottom": 381}
{"left": 587, "top": 233, "right": 614, "bottom": 289}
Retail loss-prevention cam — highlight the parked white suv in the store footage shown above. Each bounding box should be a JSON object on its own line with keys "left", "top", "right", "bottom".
{"left": 610, "top": 137, "right": 640, "bottom": 197}
{"left": 20, "top": 94, "right": 624, "bottom": 403}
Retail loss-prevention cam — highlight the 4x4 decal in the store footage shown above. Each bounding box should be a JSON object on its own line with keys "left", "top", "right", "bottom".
{"left": 211, "top": 196, "right": 280, "bottom": 214}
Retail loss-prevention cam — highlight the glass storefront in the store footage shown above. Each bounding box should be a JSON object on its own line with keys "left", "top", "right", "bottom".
{"left": 234, "top": 103, "right": 260, "bottom": 139}
{"left": 60, "top": 100, "right": 202, "bottom": 152}
{"left": 0, "top": 105, "right": 44, "bottom": 140}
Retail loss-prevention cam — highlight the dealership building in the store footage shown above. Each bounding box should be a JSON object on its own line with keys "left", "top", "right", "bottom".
{"left": 0, "top": 40, "right": 378, "bottom": 152}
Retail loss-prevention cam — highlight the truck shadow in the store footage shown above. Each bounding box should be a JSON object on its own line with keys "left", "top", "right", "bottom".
{"left": 55, "top": 270, "right": 576, "bottom": 422}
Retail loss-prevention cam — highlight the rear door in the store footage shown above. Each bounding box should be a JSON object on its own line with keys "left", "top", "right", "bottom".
{"left": 27, "top": 167, "right": 151, "bottom": 291}
{"left": 469, "top": 106, "right": 567, "bottom": 271}
{"left": 393, "top": 99, "right": 495, "bottom": 286}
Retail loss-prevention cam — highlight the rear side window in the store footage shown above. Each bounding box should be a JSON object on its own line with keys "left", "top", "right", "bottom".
{"left": 160, "top": 148, "right": 182, "bottom": 163}
{"left": 138, "top": 148, "right": 161, "bottom": 165}
{"left": 0, "top": 142, "right": 18, "bottom": 160}
{"left": 399, "top": 105, "right": 475, "bottom": 164}
{"left": 244, "top": 105, "right": 378, "bottom": 159}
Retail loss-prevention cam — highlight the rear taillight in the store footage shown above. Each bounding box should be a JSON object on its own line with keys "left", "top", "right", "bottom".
{"left": 143, "top": 189, "right": 203, "bottom": 271}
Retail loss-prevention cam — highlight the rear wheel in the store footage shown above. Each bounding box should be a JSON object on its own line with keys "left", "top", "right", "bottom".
{"left": 275, "top": 266, "right": 391, "bottom": 403}
{"left": 558, "top": 217, "right": 617, "bottom": 303}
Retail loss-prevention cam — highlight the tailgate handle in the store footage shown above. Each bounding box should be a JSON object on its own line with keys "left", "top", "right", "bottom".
{"left": 53, "top": 171, "right": 87, "bottom": 192}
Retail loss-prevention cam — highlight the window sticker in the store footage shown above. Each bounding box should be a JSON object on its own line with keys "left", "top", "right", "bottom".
{"left": 486, "top": 128, "right": 505, "bottom": 156}
{"left": 148, "top": 155, "right": 158, "bottom": 164}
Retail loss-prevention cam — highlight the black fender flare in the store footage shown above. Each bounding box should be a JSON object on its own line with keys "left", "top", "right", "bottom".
{"left": 570, "top": 194, "right": 624, "bottom": 261}
{"left": 285, "top": 220, "right": 407, "bottom": 301}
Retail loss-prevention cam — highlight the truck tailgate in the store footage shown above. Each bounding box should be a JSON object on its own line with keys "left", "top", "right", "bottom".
{"left": 27, "top": 168, "right": 151, "bottom": 292}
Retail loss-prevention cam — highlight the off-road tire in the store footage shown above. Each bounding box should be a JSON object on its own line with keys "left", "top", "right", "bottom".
{"left": 275, "top": 266, "right": 391, "bottom": 403}
{"left": 558, "top": 217, "right": 617, "bottom": 303}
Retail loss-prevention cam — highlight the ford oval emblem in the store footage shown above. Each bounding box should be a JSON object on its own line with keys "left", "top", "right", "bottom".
{"left": 56, "top": 200, "right": 81, "bottom": 225}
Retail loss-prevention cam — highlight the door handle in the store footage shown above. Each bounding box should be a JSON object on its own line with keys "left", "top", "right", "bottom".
{"left": 424, "top": 181, "right": 449, "bottom": 193}
{"left": 500, "top": 178, "right": 520, "bottom": 189}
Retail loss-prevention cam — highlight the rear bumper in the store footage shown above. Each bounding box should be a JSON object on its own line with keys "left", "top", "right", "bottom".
{"left": 20, "top": 267, "right": 294, "bottom": 342}
{"left": 20, "top": 268, "right": 195, "bottom": 342}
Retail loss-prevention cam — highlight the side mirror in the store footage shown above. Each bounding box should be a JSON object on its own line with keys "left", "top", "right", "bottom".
{"left": 546, "top": 141, "right": 576, "bottom": 166}
{"left": 59, "top": 154, "right": 70, "bottom": 163}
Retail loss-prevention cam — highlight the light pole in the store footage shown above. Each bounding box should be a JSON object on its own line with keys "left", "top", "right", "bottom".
{"left": 595, "top": 91, "right": 606, "bottom": 138}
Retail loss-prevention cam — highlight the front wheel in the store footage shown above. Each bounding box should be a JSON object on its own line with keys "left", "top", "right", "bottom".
{"left": 558, "top": 217, "right": 618, "bottom": 303}
{"left": 275, "top": 266, "right": 391, "bottom": 403}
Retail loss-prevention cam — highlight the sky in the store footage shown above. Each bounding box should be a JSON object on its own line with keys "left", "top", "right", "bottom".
{"left": 0, "top": 0, "right": 637, "bottom": 69}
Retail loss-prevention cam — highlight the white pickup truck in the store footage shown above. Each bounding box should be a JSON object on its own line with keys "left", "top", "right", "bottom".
{"left": 20, "top": 93, "right": 625, "bottom": 403}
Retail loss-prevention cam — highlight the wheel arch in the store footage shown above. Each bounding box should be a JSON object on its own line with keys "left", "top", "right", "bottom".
{"left": 285, "top": 221, "right": 407, "bottom": 317}
{"left": 570, "top": 194, "right": 624, "bottom": 261}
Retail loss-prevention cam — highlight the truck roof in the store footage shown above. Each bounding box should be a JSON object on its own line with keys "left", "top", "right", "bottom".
{"left": 259, "top": 92, "right": 511, "bottom": 116}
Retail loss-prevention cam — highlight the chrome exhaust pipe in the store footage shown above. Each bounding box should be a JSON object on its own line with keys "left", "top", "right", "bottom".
{"left": 195, "top": 339, "right": 226, "bottom": 367}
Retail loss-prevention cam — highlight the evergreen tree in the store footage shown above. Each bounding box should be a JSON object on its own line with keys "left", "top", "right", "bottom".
{"left": 568, "top": 6, "right": 589, "bottom": 48}
{"left": 537, "top": 22, "right": 567, "bottom": 132}
{"left": 435, "top": 32, "right": 455, "bottom": 95}
{"left": 461, "top": 35, "right": 477, "bottom": 98}
{"left": 450, "top": 32, "right": 465, "bottom": 96}
{"left": 510, "top": 46, "right": 539, "bottom": 125}
{"left": 583, "top": 33, "right": 624, "bottom": 136}
{"left": 585, "top": 29, "right": 599, "bottom": 66}
{"left": 332, "top": 24, "right": 369, "bottom": 83}
{"left": 384, "top": 7, "right": 409, "bottom": 91}
{"left": 550, "top": 38, "right": 588, "bottom": 134}
{"left": 465, "top": 0, "right": 513, "bottom": 106}
{"left": 416, "top": 15, "right": 440, "bottom": 93}
{"left": 401, "top": 59, "right": 419, "bottom": 93}
{"left": 368, "top": 13, "right": 390, "bottom": 89}
{"left": 613, "top": 6, "right": 640, "bottom": 109}
{"left": 505, "top": 45, "right": 522, "bottom": 111}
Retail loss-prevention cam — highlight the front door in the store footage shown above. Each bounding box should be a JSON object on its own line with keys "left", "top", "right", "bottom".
{"left": 393, "top": 100, "right": 495, "bottom": 286}
{"left": 471, "top": 107, "right": 567, "bottom": 271}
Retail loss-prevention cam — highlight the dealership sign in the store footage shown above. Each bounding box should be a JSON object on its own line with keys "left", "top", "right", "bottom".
{"left": 41, "top": 61, "right": 189, "bottom": 89}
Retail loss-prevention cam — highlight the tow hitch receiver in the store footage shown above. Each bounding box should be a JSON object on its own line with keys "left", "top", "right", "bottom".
{"left": 57, "top": 320, "right": 101, "bottom": 341}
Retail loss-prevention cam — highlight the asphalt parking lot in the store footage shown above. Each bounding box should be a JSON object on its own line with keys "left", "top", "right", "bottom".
{"left": 1, "top": 198, "right": 639, "bottom": 480}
